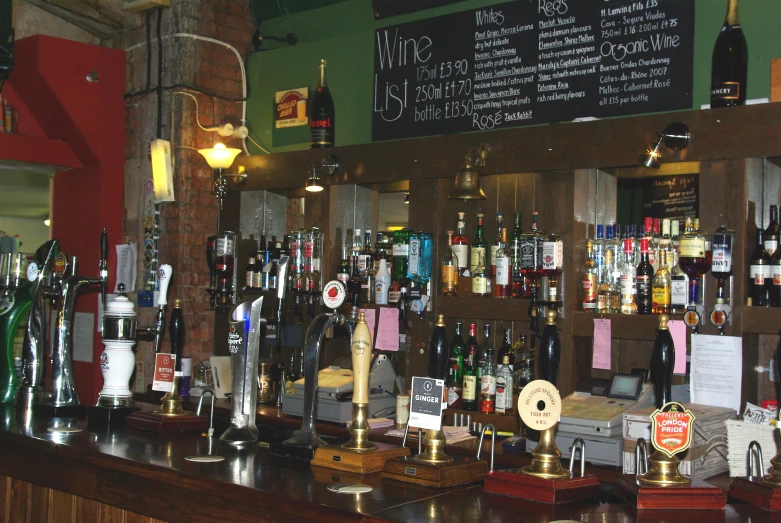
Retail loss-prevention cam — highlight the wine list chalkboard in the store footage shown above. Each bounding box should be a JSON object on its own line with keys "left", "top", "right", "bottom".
{"left": 372, "top": 0, "right": 695, "bottom": 142}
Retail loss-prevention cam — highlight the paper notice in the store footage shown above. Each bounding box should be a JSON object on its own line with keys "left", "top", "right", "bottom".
{"left": 375, "top": 307, "right": 400, "bottom": 351}
{"left": 690, "top": 334, "right": 742, "bottom": 413}
{"left": 115, "top": 243, "right": 137, "bottom": 292}
{"left": 668, "top": 320, "right": 687, "bottom": 375}
{"left": 592, "top": 319, "right": 611, "bottom": 370}
{"left": 72, "top": 312, "right": 94, "bottom": 363}
{"left": 360, "top": 308, "right": 377, "bottom": 345}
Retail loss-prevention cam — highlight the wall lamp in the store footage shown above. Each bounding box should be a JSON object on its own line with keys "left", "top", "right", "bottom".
{"left": 198, "top": 143, "right": 244, "bottom": 209}
{"left": 638, "top": 122, "right": 692, "bottom": 169}
{"left": 305, "top": 155, "right": 339, "bottom": 193}
{"left": 449, "top": 144, "right": 488, "bottom": 200}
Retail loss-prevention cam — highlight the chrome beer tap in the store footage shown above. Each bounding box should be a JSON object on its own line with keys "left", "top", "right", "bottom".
{"left": 137, "top": 265, "right": 173, "bottom": 354}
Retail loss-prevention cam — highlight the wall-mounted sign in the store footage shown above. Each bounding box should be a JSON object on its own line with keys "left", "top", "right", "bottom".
{"left": 275, "top": 88, "right": 308, "bottom": 128}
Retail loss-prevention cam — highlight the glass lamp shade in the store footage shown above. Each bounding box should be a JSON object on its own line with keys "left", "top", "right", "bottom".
{"left": 198, "top": 143, "right": 242, "bottom": 169}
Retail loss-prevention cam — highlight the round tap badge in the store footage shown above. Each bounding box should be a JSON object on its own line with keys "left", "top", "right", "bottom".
{"left": 517, "top": 379, "right": 561, "bottom": 432}
{"left": 322, "top": 280, "right": 346, "bottom": 310}
{"left": 649, "top": 401, "right": 695, "bottom": 458}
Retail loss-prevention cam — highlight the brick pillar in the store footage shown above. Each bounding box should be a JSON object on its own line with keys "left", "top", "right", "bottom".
{"left": 120, "top": 1, "right": 254, "bottom": 388}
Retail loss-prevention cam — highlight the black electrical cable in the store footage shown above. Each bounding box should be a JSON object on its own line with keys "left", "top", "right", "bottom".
{"left": 156, "top": 7, "right": 163, "bottom": 139}
{"left": 145, "top": 10, "right": 151, "bottom": 92}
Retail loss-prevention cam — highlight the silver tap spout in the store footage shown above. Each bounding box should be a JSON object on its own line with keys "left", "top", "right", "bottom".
{"left": 99, "top": 228, "right": 108, "bottom": 311}
{"left": 275, "top": 256, "right": 289, "bottom": 348}
{"left": 221, "top": 296, "right": 265, "bottom": 447}
{"left": 16, "top": 240, "right": 58, "bottom": 409}
{"left": 282, "top": 312, "right": 347, "bottom": 449}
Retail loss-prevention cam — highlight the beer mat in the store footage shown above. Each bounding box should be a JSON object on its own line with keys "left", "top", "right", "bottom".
{"left": 384, "top": 425, "right": 475, "bottom": 444}
{"left": 327, "top": 484, "right": 373, "bottom": 494}
{"left": 47, "top": 427, "right": 82, "bottom": 434}
{"left": 185, "top": 455, "right": 225, "bottom": 462}
{"left": 346, "top": 417, "right": 395, "bottom": 428}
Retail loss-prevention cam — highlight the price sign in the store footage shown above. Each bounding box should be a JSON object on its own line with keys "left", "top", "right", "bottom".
{"left": 153, "top": 353, "right": 176, "bottom": 392}
{"left": 409, "top": 376, "right": 445, "bottom": 431}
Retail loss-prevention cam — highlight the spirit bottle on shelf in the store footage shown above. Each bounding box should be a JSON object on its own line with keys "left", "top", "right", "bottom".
{"left": 580, "top": 241, "right": 598, "bottom": 311}
{"left": 351, "top": 228, "right": 363, "bottom": 262}
{"left": 711, "top": 225, "right": 734, "bottom": 288}
{"left": 348, "top": 257, "right": 363, "bottom": 307}
{"left": 520, "top": 211, "right": 543, "bottom": 298}
{"left": 771, "top": 240, "right": 781, "bottom": 307}
{"left": 452, "top": 212, "right": 469, "bottom": 276}
{"left": 392, "top": 228, "right": 411, "bottom": 284}
{"left": 495, "top": 356, "right": 513, "bottom": 415}
{"left": 593, "top": 224, "right": 606, "bottom": 270}
{"left": 678, "top": 217, "right": 710, "bottom": 310}
{"left": 358, "top": 230, "right": 373, "bottom": 274}
{"left": 749, "top": 228, "right": 771, "bottom": 306}
{"left": 765, "top": 204, "right": 780, "bottom": 257}
{"left": 245, "top": 252, "right": 256, "bottom": 289}
{"left": 636, "top": 239, "right": 654, "bottom": 315}
{"left": 462, "top": 323, "right": 479, "bottom": 412}
{"left": 374, "top": 253, "right": 390, "bottom": 305}
{"left": 446, "top": 323, "right": 465, "bottom": 408}
{"left": 470, "top": 213, "right": 487, "bottom": 275}
{"left": 478, "top": 324, "right": 495, "bottom": 414}
{"left": 490, "top": 213, "right": 504, "bottom": 276}
{"left": 510, "top": 212, "right": 522, "bottom": 268}
{"left": 652, "top": 250, "right": 671, "bottom": 315}
{"left": 441, "top": 231, "right": 458, "bottom": 296}
{"left": 336, "top": 257, "right": 350, "bottom": 286}
{"left": 472, "top": 250, "right": 490, "bottom": 297}
{"left": 542, "top": 229, "right": 564, "bottom": 309}
{"left": 597, "top": 249, "right": 620, "bottom": 313}
{"left": 497, "top": 327, "right": 513, "bottom": 372}
{"left": 494, "top": 228, "right": 511, "bottom": 298}
{"left": 619, "top": 238, "right": 638, "bottom": 315}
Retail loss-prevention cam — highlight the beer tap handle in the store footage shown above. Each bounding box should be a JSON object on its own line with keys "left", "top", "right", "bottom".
{"left": 169, "top": 298, "right": 184, "bottom": 372}
{"left": 99, "top": 228, "right": 108, "bottom": 309}
{"left": 154, "top": 264, "right": 173, "bottom": 353}
{"left": 651, "top": 314, "right": 674, "bottom": 409}
{"left": 275, "top": 256, "right": 289, "bottom": 347}
{"left": 539, "top": 308, "right": 561, "bottom": 387}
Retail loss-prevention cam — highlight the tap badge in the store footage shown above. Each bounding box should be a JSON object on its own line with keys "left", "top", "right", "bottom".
{"left": 322, "top": 280, "right": 346, "bottom": 310}
{"left": 649, "top": 401, "right": 695, "bottom": 458}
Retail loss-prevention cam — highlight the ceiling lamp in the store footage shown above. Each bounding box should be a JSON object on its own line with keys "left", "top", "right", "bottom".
{"left": 198, "top": 143, "right": 242, "bottom": 209}
{"left": 638, "top": 122, "right": 692, "bottom": 169}
{"left": 305, "top": 166, "right": 323, "bottom": 192}
{"left": 305, "top": 156, "right": 340, "bottom": 193}
{"left": 449, "top": 145, "right": 488, "bottom": 200}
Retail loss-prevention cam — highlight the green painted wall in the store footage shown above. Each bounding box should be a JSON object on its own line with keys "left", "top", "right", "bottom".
{"left": 245, "top": 0, "right": 781, "bottom": 155}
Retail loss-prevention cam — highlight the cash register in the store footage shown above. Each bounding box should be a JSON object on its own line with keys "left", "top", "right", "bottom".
{"left": 282, "top": 353, "right": 399, "bottom": 424}
{"left": 527, "top": 373, "right": 655, "bottom": 467}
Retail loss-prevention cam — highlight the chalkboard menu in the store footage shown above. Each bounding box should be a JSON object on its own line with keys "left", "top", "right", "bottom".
{"left": 641, "top": 173, "right": 698, "bottom": 221}
{"left": 372, "top": 0, "right": 695, "bottom": 142}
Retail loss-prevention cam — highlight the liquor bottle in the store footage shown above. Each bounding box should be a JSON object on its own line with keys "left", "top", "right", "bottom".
{"left": 511, "top": 251, "right": 525, "bottom": 299}
{"left": 580, "top": 240, "right": 598, "bottom": 311}
{"left": 510, "top": 212, "right": 522, "bottom": 267}
{"left": 446, "top": 323, "right": 465, "bottom": 408}
{"left": 678, "top": 217, "right": 710, "bottom": 307}
{"left": 542, "top": 229, "right": 564, "bottom": 308}
{"left": 441, "top": 231, "right": 458, "bottom": 296}
{"left": 498, "top": 327, "right": 513, "bottom": 371}
{"left": 710, "top": 0, "right": 748, "bottom": 108}
{"left": 309, "top": 58, "right": 335, "bottom": 148}
{"left": 374, "top": 255, "right": 390, "bottom": 305}
{"left": 284, "top": 349, "right": 299, "bottom": 395}
{"left": 462, "top": 323, "right": 479, "bottom": 411}
{"left": 597, "top": 249, "right": 619, "bottom": 313}
{"left": 593, "top": 224, "right": 606, "bottom": 270}
{"left": 479, "top": 356, "right": 496, "bottom": 414}
{"left": 659, "top": 219, "right": 673, "bottom": 267}
{"left": 361, "top": 248, "right": 375, "bottom": 304}
{"left": 430, "top": 314, "right": 449, "bottom": 384}
{"left": 245, "top": 253, "right": 256, "bottom": 289}
{"left": 392, "top": 228, "right": 411, "bottom": 284}
{"left": 358, "top": 230, "right": 373, "bottom": 274}
{"left": 636, "top": 239, "right": 655, "bottom": 314}
{"left": 749, "top": 228, "right": 771, "bottom": 306}
{"left": 348, "top": 257, "right": 363, "bottom": 307}
{"left": 520, "top": 211, "right": 543, "bottom": 297}
{"left": 643, "top": 217, "right": 656, "bottom": 271}
{"left": 336, "top": 257, "right": 350, "bottom": 286}
{"left": 478, "top": 324, "right": 492, "bottom": 379}
{"left": 652, "top": 250, "right": 671, "bottom": 314}
{"left": 490, "top": 213, "right": 504, "bottom": 276}
{"left": 472, "top": 250, "right": 490, "bottom": 297}
{"left": 470, "top": 213, "right": 487, "bottom": 275}
{"left": 771, "top": 239, "right": 781, "bottom": 307}
{"left": 765, "top": 205, "right": 780, "bottom": 257}
{"left": 408, "top": 232, "right": 433, "bottom": 284}
{"left": 711, "top": 225, "right": 734, "bottom": 283}
{"left": 494, "top": 228, "right": 511, "bottom": 298}
{"left": 605, "top": 224, "right": 619, "bottom": 266}
{"left": 452, "top": 212, "right": 469, "bottom": 276}
{"left": 620, "top": 238, "right": 638, "bottom": 315}
{"left": 495, "top": 355, "right": 513, "bottom": 415}
{"left": 512, "top": 334, "right": 532, "bottom": 392}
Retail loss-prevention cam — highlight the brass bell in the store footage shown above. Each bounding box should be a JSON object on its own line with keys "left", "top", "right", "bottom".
{"left": 449, "top": 146, "right": 488, "bottom": 200}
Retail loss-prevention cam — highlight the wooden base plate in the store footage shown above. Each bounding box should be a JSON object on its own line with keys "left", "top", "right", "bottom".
{"left": 311, "top": 442, "right": 410, "bottom": 474}
{"left": 381, "top": 454, "right": 489, "bottom": 488}
{"left": 613, "top": 473, "right": 726, "bottom": 510}
{"left": 484, "top": 468, "right": 600, "bottom": 504}
{"left": 125, "top": 411, "right": 208, "bottom": 433}
{"left": 729, "top": 476, "right": 781, "bottom": 511}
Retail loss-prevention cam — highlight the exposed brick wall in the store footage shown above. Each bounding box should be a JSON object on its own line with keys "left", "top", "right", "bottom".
{"left": 118, "top": 1, "right": 254, "bottom": 385}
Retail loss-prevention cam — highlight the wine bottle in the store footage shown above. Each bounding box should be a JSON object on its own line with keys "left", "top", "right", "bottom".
{"left": 462, "top": 323, "right": 479, "bottom": 412}
{"left": 749, "top": 228, "right": 771, "bottom": 306}
{"left": 309, "top": 59, "right": 335, "bottom": 148}
{"left": 710, "top": 0, "right": 748, "bottom": 108}
{"left": 429, "top": 314, "right": 449, "bottom": 381}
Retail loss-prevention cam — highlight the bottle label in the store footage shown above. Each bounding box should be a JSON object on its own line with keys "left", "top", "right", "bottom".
{"left": 520, "top": 238, "right": 536, "bottom": 269}
{"left": 337, "top": 272, "right": 350, "bottom": 284}
{"left": 772, "top": 265, "right": 781, "bottom": 285}
{"left": 671, "top": 278, "right": 688, "bottom": 306}
{"left": 490, "top": 245, "right": 499, "bottom": 268}
{"left": 581, "top": 274, "right": 597, "bottom": 309}
{"left": 596, "top": 293, "right": 608, "bottom": 311}
{"left": 310, "top": 114, "right": 334, "bottom": 146}
{"left": 620, "top": 274, "right": 634, "bottom": 295}
{"left": 751, "top": 264, "right": 770, "bottom": 284}
{"left": 542, "top": 240, "right": 563, "bottom": 270}
{"left": 470, "top": 247, "right": 486, "bottom": 272}
{"left": 442, "top": 265, "right": 456, "bottom": 287}
{"left": 252, "top": 271, "right": 263, "bottom": 289}
{"left": 711, "top": 233, "right": 733, "bottom": 272}
{"left": 608, "top": 294, "right": 620, "bottom": 311}
{"left": 408, "top": 238, "right": 420, "bottom": 275}
{"left": 495, "top": 256, "right": 510, "bottom": 285}
{"left": 679, "top": 238, "right": 706, "bottom": 258}
{"left": 652, "top": 286, "right": 670, "bottom": 308}
{"left": 766, "top": 239, "right": 779, "bottom": 257}
{"left": 358, "top": 254, "right": 372, "bottom": 273}
{"left": 375, "top": 279, "right": 388, "bottom": 304}
{"left": 472, "top": 275, "right": 488, "bottom": 295}
{"left": 392, "top": 244, "right": 409, "bottom": 256}
{"left": 216, "top": 237, "right": 233, "bottom": 257}
{"left": 452, "top": 244, "right": 469, "bottom": 270}
{"left": 462, "top": 375, "right": 477, "bottom": 400}
{"left": 495, "top": 379, "right": 506, "bottom": 413}
{"left": 246, "top": 271, "right": 254, "bottom": 288}
{"left": 480, "top": 375, "right": 496, "bottom": 395}
{"left": 711, "top": 81, "right": 740, "bottom": 101}
{"left": 388, "top": 290, "right": 401, "bottom": 303}
{"left": 447, "top": 386, "right": 461, "bottom": 407}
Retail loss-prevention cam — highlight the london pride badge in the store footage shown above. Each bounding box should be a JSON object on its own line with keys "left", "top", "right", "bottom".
{"left": 649, "top": 402, "right": 695, "bottom": 458}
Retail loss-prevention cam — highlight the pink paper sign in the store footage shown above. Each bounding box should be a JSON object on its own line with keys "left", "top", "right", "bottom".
{"left": 375, "top": 307, "right": 400, "bottom": 351}
{"left": 359, "top": 308, "right": 377, "bottom": 347}
{"left": 592, "top": 319, "right": 611, "bottom": 370}
{"left": 668, "top": 320, "right": 687, "bottom": 375}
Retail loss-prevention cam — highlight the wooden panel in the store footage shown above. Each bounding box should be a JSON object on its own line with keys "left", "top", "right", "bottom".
{"left": 99, "top": 503, "right": 126, "bottom": 523}
{"left": 74, "top": 496, "right": 100, "bottom": 523}
{"left": 50, "top": 489, "right": 75, "bottom": 523}
{"left": 743, "top": 307, "right": 781, "bottom": 335}
{"left": 29, "top": 483, "right": 50, "bottom": 523}
{"left": 0, "top": 475, "right": 8, "bottom": 523}
{"left": 7, "top": 477, "right": 29, "bottom": 523}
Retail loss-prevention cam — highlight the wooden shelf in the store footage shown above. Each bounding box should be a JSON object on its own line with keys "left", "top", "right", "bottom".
{"left": 572, "top": 311, "right": 685, "bottom": 341}
{"left": 437, "top": 295, "right": 531, "bottom": 322}
{"left": 742, "top": 307, "right": 781, "bottom": 335}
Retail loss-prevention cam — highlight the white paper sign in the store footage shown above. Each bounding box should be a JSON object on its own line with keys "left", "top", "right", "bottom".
{"left": 115, "top": 243, "right": 137, "bottom": 293}
{"left": 408, "top": 377, "right": 445, "bottom": 431}
{"left": 72, "top": 312, "right": 94, "bottom": 363}
{"left": 690, "top": 334, "right": 742, "bottom": 414}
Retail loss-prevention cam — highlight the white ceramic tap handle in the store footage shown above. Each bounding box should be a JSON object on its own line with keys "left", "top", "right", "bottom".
{"left": 158, "top": 264, "right": 173, "bottom": 306}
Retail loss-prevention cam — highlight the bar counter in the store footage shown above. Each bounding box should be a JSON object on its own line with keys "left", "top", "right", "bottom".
{"left": 0, "top": 403, "right": 778, "bottom": 523}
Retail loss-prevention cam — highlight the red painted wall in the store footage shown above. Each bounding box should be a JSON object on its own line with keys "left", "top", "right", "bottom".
{"left": 7, "top": 35, "right": 125, "bottom": 404}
